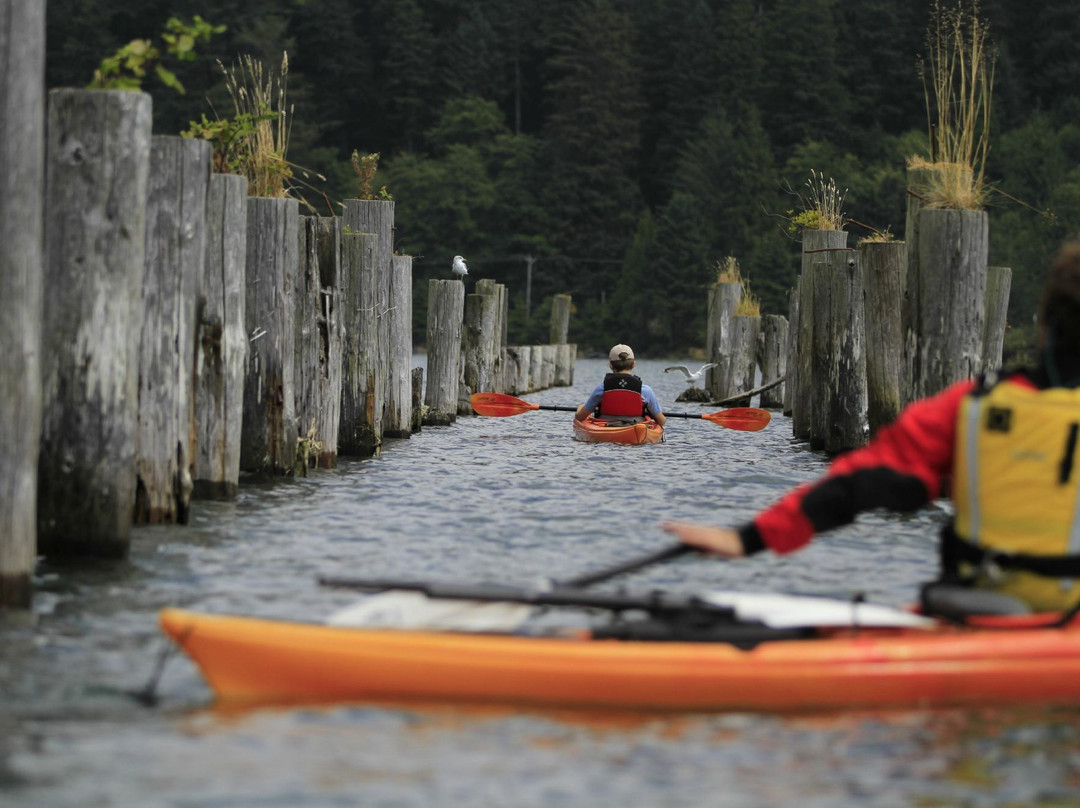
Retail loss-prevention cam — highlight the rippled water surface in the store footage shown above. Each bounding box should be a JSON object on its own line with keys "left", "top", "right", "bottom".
{"left": 4, "top": 358, "right": 1080, "bottom": 807}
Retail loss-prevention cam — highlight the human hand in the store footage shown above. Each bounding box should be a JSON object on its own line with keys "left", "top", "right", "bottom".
{"left": 660, "top": 521, "right": 746, "bottom": 557}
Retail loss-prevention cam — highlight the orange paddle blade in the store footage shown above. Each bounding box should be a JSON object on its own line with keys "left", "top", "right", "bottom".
{"left": 702, "top": 407, "right": 771, "bottom": 431}
{"left": 470, "top": 392, "right": 540, "bottom": 417}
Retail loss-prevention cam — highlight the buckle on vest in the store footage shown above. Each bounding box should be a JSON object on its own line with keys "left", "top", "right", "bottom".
{"left": 977, "top": 549, "right": 1008, "bottom": 583}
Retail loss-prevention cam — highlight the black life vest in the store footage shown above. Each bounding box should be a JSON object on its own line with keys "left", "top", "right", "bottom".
{"left": 598, "top": 373, "right": 646, "bottom": 419}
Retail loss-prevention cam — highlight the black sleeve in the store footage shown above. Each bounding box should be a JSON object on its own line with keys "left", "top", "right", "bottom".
{"left": 800, "top": 466, "right": 931, "bottom": 533}
{"left": 738, "top": 523, "right": 766, "bottom": 555}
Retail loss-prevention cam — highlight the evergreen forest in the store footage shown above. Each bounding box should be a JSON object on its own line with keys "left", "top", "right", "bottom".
{"left": 44, "top": 0, "right": 1080, "bottom": 356}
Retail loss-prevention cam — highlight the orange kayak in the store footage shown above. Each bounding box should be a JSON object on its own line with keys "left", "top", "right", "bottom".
{"left": 159, "top": 607, "right": 1080, "bottom": 711}
{"left": 572, "top": 415, "right": 664, "bottom": 445}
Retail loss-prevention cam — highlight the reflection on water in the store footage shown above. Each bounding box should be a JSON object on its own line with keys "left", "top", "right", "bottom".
{"left": 3, "top": 358, "right": 1078, "bottom": 807}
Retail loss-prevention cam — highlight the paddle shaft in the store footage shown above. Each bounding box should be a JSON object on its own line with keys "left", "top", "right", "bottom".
{"left": 533, "top": 403, "right": 739, "bottom": 421}
{"left": 319, "top": 543, "right": 698, "bottom": 596}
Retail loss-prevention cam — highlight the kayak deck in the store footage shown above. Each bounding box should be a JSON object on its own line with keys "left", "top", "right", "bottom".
{"left": 572, "top": 415, "right": 663, "bottom": 445}
{"left": 160, "top": 608, "right": 1080, "bottom": 711}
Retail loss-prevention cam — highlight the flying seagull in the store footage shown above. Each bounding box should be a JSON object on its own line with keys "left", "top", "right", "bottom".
{"left": 452, "top": 255, "right": 468, "bottom": 280}
{"left": 664, "top": 363, "right": 718, "bottom": 386}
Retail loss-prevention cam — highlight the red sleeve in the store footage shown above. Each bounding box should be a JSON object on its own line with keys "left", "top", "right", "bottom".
{"left": 754, "top": 379, "right": 978, "bottom": 554}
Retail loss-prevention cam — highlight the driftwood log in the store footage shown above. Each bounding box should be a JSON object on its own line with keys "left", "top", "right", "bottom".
{"left": 39, "top": 88, "right": 152, "bottom": 558}
{"left": 0, "top": 0, "right": 45, "bottom": 604}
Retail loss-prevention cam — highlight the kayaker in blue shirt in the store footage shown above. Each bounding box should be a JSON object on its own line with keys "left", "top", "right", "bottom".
{"left": 575, "top": 344, "right": 667, "bottom": 426}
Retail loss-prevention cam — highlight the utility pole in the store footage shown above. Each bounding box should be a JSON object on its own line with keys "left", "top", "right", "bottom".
{"left": 525, "top": 254, "right": 535, "bottom": 318}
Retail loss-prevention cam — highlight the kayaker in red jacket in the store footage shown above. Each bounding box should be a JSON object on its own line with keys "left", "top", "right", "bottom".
{"left": 662, "top": 242, "right": 1080, "bottom": 613}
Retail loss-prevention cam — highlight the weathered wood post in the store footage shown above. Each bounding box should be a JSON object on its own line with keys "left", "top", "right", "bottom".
{"left": 550, "top": 294, "right": 572, "bottom": 344}
{"left": 512, "top": 346, "right": 533, "bottom": 394}
{"left": 384, "top": 254, "right": 414, "bottom": 439}
{"left": 340, "top": 231, "right": 380, "bottom": 454}
{"left": 554, "top": 344, "right": 576, "bottom": 386}
{"left": 313, "top": 217, "right": 343, "bottom": 467}
{"left": 706, "top": 281, "right": 741, "bottom": 399}
{"left": 783, "top": 286, "right": 798, "bottom": 417}
{"left": 410, "top": 367, "right": 424, "bottom": 433}
{"left": 294, "top": 216, "right": 325, "bottom": 474}
{"left": 529, "top": 346, "right": 544, "bottom": 393}
{"left": 343, "top": 199, "right": 393, "bottom": 445}
{"left": 424, "top": 279, "right": 465, "bottom": 426}
{"left": 760, "top": 315, "right": 788, "bottom": 409}
{"left": 474, "top": 278, "right": 506, "bottom": 396}
{"left": 461, "top": 288, "right": 500, "bottom": 412}
{"left": 902, "top": 167, "right": 934, "bottom": 406}
{"left": 860, "top": 240, "right": 905, "bottom": 434}
{"left": 792, "top": 272, "right": 815, "bottom": 440}
{"left": 0, "top": 0, "right": 45, "bottom": 604}
{"left": 194, "top": 172, "right": 248, "bottom": 497}
{"left": 725, "top": 314, "right": 761, "bottom": 405}
{"left": 792, "top": 230, "right": 848, "bottom": 442}
{"left": 541, "top": 345, "right": 557, "bottom": 389}
{"left": 241, "top": 197, "right": 299, "bottom": 474}
{"left": 136, "top": 136, "right": 210, "bottom": 523}
{"left": 908, "top": 209, "right": 988, "bottom": 400}
{"left": 823, "top": 249, "right": 868, "bottom": 453}
{"left": 39, "top": 89, "right": 152, "bottom": 558}
{"left": 982, "top": 265, "right": 1012, "bottom": 374}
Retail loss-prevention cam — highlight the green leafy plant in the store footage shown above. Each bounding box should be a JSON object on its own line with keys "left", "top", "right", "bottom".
{"left": 89, "top": 16, "right": 224, "bottom": 94}
{"left": 182, "top": 109, "right": 274, "bottom": 175}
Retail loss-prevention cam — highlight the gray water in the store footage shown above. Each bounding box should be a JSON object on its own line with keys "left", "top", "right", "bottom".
{"left": 4, "top": 357, "right": 1080, "bottom": 808}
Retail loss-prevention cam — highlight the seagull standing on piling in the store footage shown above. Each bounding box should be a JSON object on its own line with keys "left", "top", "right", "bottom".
{"left": 664, "top": 363, "right": 718, "bottom": 386}
{"left": 452, "top": 255, "right": 468, "bottom": 281}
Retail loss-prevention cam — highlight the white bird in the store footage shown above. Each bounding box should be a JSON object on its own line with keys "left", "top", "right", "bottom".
{"left": 452, "top": 255, "right": 468, "bottom": 280}
{"left": 664, "top": 363, "right": 718, "bottom": 386}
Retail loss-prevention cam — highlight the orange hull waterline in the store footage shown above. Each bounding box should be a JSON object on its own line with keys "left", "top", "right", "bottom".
{"left": 159, "top": 608, "right": 1080, "bottom": 711}
{"left": 572, "top": 415, "right": 664, "bottom": 445}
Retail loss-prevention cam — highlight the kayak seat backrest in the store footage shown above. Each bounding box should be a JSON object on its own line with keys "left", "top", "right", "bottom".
{"left": 920, "top": 582, "right": 1031, "bottom": 623}
{"left": 599, "top": 389, "right": 644, "bottom": 418}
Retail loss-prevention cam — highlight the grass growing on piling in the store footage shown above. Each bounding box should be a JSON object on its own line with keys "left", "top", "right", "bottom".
{"left": 913, "top": 0, "right": 996, "bottom": 210}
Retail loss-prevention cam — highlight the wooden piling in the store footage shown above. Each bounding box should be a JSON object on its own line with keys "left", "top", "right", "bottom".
{"left": 194, "top": 173, "right": 248, "bottom": 497}
{"left": 706, "top": 282, "right": 742, "bottom": 399}
{"left": 823, "top": 250, "right": 868, "bottom": 453}
{"left": 909, "top": 209, "right": 988, "bottom": 400}
{"left": 340, "top": 231, "right": 381, "bottom": 454}
{"left": 38, "top": 89, "right": 152, "bottom": 558}
{"left": 136, "top": 135, "right": 210, "bottom": 522}
{"left": 726, "top": 315, "right": 761, "bottom": 405}
{"left": 423, "top": 279, "right": 465, "bottom": 426}
{"left": 792, "top": 272, "right": 815, "bottom": 441}
{"left": 511, "top": 346, "right": 533, "bottom": 394}
{"left": 760, "top": 315, "right": 788, "bottom": 409}
{"left": 241, "top": 197, "right": 299, "bottom": 474}
{"left": 410, "top": 367, "right": 424, "bottom": 433}
{"left": 384, "top": 254, "right": 414, "bottom": 439}
{"left": 982, "top": 266, "right": 1012, "bottom": 374}
{"left": 342, "top": 200, "right": 393, "bottom": 444}
{"left": 783, "top": 286, "right": 798, "bottom": 416}
{"left": 0, "top": 0, "right": 45, "bottom": 604}
{"left": 293, "top": 216, "right": 325, "bottom": 474}
{"left": 550, "top": 294, "right": 572, "bottom": 344}
{"left": 313, "top": 217, "right": 343, "bottom": 468}
{"left": 860, "top": 240, "right": 905, "bottom": 434}
{"left": 461, "top": 290, "right": 500, "bottom": 412}
{"left": 474, "top": 279, "right": 506, "bottom": 396}
{"left": 530, "top": 347, "right": 544, "bottom": 393}
{"left": 555, "top": 344, "right": 576, "bottom": 386}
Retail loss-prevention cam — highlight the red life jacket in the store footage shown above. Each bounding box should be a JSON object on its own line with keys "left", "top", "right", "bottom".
{"left": 598, "top": 373, "right": 646, "bottom": 418}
